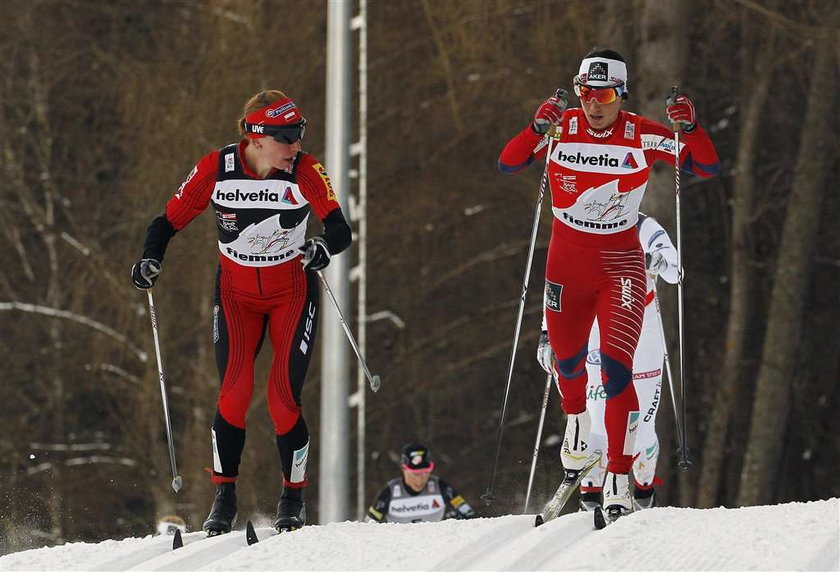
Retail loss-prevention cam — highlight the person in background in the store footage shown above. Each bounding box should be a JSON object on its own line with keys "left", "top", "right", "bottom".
{"left": 131, "top": 90, "right": 352, "bottom": 536}
{"left": 538, "top": 213, "right": 678, "bottom": 511}
{"left": 500, "top": 48, "right": 717, "bottom": 523}
{"left": 366, "top": 443, "right": 476, "bottom": 523}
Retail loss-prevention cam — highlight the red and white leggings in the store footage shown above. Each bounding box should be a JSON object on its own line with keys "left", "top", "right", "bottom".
{"left": 544, "top": 234, "right": 645, "bottom": 474}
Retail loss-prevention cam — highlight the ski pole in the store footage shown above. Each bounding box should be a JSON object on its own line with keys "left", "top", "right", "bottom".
{"left": 652, "top": 282, "right": 688, "bottom": 463}
{"left": 669, "top": 86, "right": 692, "bottom": 469}
{"left": 316, "top": 270, "right": 381, "bottom": 392}
{"left": 524, "top": 371, "right": 553, "bottom": 513}
{"left": 146, "top": 290, "right": 183, "bottom": 493}
{"left": 483, "top": 131, "right": 555, "bottom": 505}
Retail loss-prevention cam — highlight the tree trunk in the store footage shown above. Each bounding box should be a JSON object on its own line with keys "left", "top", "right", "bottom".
{"left": 737, "top": 31, "right": 837, "bottom": 506}
{"left": 696, "top": 22, "right": 776, "bottom": 509}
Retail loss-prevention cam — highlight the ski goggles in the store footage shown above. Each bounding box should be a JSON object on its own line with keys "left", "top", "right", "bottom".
{"left": 401, "top": 461, "right": 435, "bottom": 474}
{"left": 243, "top": 118, "right": 307, "bottom": 144}
{"left": 573, "top": 77, "right": 625, "bottom": 104}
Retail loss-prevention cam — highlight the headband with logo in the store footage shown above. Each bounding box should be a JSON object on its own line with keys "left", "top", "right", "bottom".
{"left": 243, "top": 97, "right": 304, "bottom": 140}
{"left": 575, "top": 57, "right": 628, "bottom": 89}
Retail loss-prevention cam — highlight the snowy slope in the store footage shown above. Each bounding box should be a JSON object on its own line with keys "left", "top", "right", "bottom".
{"left": 3, "top": 498, "right": 838, "bottom": 571}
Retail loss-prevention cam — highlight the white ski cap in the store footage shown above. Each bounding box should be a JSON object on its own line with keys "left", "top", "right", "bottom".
{"left": 576, "top": 57, "right": 627, "bottom": 88}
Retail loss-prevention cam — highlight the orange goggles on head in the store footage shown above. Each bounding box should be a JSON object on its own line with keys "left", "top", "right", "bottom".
{"left": 573, "top": 77, "right": 626, "bottom": 104}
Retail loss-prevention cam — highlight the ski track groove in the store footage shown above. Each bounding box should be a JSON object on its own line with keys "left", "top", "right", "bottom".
{"left": 430, "top": 517, "right": 531, "bottom": 571}
{"left": 125, "top": 529, "right": 250, "bottom": 571}
{"left": 90, "top": 535, "right": 175, "bottom": 571}
{"left": 507, "top": 512, "right": 595, "bottom": 571}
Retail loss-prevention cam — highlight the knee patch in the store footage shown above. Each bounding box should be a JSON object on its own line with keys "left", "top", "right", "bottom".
{"left": 556, "top": 344, "right": 588, "bottom": 380}
{"left": 601, "top": 353, "right": 632, "bottom": 398}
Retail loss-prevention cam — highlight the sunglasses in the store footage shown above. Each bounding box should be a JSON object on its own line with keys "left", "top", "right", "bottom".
{"left": 245, "top": 118, "right": 307, "bottom": 144}
{"left": 573, "top": 78, "right": 624, "bottom": 105}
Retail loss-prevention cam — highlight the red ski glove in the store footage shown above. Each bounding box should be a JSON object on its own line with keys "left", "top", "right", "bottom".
{"left": 533, "top": 90, "right": 569, "bottom": 135}
{"left": 665, "top": 91, "right": 697, "bottom": 133}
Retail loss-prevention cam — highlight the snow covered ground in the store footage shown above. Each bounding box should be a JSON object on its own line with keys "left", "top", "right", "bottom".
{"left": 3, "top": 498, "right": 838, "bottom": 571}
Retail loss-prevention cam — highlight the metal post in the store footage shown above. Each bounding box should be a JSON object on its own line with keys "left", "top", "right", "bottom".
{"left": 320, "top": 0, "right": 352, "bottom": 523}
{"left": 350, "top": 0, "right": 369, "bottom": 521}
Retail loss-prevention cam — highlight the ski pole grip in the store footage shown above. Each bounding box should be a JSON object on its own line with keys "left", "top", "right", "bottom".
{"left": 669, "top": 86, "right": 680, "bottom": 132}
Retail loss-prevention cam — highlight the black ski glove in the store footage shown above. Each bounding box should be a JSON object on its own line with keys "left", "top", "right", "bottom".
{"left": 131, "top": 258, "right": 162, "bottom": 290}
{"left": 300, "top": 236, "right": 331, "bottom": 271}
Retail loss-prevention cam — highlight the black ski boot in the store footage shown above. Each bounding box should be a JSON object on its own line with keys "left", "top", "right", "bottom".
{"left": 633, "top": 486, "right": 656, "bottom": 510}
{"left": 203, "top": 482, "right": 238, "bottom": 536}
{"left": 274, "top": 488, "right": 306, "bottom": 532}
{"left": 579, "top": 490, "right": 602, "bottom": 512}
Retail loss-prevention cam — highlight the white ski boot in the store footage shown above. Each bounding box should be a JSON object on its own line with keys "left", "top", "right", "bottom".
{"left": 594, "top": 471, "right": 633, "bottom": 529}
{"left": 561, "top": 410, "right": 592, "bottom": 470}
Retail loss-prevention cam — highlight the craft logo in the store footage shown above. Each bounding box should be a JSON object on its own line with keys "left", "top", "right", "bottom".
{"left": 624, "top": 121, "right": 635, "bottom": 140}
{"left": 644, "top": 385, "right": 661, "bottom": 422}
{"left": 225, "top": 153, "right": 235, "bottom": 173}
{"left": 587, "top": 61, "right": 608, "bottom": 82}
{"left": 569, "top": 116, "right": 578, "bottom": 134}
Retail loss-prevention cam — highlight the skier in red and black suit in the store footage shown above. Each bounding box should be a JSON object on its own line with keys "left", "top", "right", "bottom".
{"left": 131, "top": 90, "right": 351, "bottom": 535}
{"left": 499, "top": 49, "right": 718, "bottom": 521}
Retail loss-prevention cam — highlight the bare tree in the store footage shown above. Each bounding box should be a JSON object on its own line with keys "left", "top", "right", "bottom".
{"left": 738, "top": 19, "right": 838, "bottom": 506}
{"left": 696, "top": 12, "right": 779, "bottom": 509}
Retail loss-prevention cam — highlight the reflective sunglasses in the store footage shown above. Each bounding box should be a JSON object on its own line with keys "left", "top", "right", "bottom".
{"left": 573, "top": 78, "right": 624, "bottom": 105}
{"left": 245, "top": 118, "right": 307, "bottom": 144}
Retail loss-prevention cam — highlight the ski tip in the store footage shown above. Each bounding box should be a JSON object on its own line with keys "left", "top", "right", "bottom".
{"left": 593, "top": 507, "right": 607, "bottom": 530}
{"left": 534, "top": 514, "right": 544, "bottom": 527}
{"left": 246, "top": 520, "right": 259, "bottom": 545}
{"left": 172, "top": 529, "right": 183, "bottom": 550}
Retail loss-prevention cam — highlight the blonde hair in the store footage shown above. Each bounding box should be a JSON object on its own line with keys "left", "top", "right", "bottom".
{"left": 237, "top": 90, "right": 288, "bottom": 136}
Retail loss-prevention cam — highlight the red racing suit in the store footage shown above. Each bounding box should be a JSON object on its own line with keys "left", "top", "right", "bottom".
{"left": 141, "top": 140, "right": 351, "bottom": 488}
{"left": 499, "top": 109, "right": 718, "bottom": 473}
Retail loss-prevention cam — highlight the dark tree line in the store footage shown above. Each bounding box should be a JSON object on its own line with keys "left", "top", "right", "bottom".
{"left": 1, "top": 0, "right": 837, "bottom": 554}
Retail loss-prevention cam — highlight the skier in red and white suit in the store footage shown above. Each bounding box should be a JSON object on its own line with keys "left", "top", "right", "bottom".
{"left": 499, "top": 49, "right": 718, "bottom": 517}
{"left": 131, "top": 90, "right": 351, "bottom": 535}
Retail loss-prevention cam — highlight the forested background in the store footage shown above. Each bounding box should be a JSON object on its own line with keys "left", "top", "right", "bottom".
{"left": 1, "top": 0, "right": 838, "bottom": 554}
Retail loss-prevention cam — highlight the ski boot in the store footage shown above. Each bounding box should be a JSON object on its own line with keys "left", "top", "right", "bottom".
{"left": 594, "top": 472, "right": 632, "bottom": 529}
{"left": 274, "top": 488, "right": 306, "bottom": 533}
{"left": 633, "top": 484, "right": 656, "bottom": 510}
{"left": 560, "top": 410, "right": 592, "bottom": 470}
{"left": 203, "top": 482, "right": 238, "bottom": 536}
{"left": 579, "top": 489, "right": 602, "bottom": 512}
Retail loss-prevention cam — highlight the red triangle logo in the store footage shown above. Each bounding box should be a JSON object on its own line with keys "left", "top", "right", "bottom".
{"left": 432, "top": 499, "right": 441, "bottom": 508}
{"left": 622, "top": 153, "right": 638, "bottom": 169}
{"left": 282, "top": 187, "right": 298, "bottom": 205}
